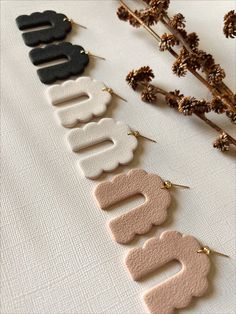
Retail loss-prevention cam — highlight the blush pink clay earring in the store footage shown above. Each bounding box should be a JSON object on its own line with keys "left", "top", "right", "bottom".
{"left": 94, "top": 168, "right": 189, "bottom": 243}
{"left": 125, "top": 230, "right": 229, "bottom": 314}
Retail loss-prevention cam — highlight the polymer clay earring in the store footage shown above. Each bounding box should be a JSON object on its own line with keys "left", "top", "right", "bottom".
{"left": 125, "top": 230, "right": 228, "bottom": 314}
{"left": 16, "top": 10, "right": 73, "bottom": 47}
{"left": 67, "top": 118, "right": 138, "bottom": 179}
{"left": 94, "top": 169, "right": 189, "bottom": 244}
{"left": 29, "top": 43, "right": 106, "bottom": 84}
{"left": 46, "top": 77, "right": 126, "bottom": 127}
{"left": 29, "top": 42, "right": 90, "bottom": 84}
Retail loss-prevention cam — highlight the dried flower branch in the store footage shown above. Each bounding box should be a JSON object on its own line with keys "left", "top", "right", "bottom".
{"left": 126, "top": 66, "right": 236, "bottom": 152}
{"left": 223, "top": 10, "right": 236, "bottom": 38}
{"left": 117, "top": 0, "right": 236, "bottom": 123}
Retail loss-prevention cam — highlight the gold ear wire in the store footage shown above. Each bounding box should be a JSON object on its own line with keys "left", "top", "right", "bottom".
{"left": 161, "top": 180, "right": 190, "bottom": 189}
{"left": 197, "top": 246, "right": 229, "bottom": 258}
{"left": 128, "top": 131, "right": 157, "bottom": 143}
{"left": 102, "top": 87, "right": 127, "bottom": 102}
{"left": 80, "top": 50, "right": 106, "bottom": 61}
{"left": 63, "top": 17, "right": 87, "bottom": 29}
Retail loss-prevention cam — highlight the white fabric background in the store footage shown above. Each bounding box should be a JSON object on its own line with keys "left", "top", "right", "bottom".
{"left": 1, "top": 1, "right": 236, "bottom": 313}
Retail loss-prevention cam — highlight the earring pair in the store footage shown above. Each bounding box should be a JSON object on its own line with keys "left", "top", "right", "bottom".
{"left": 46, "top": 76, "right": 157, "bottom": 179}
{"left": 16, "top": 10, "right": 104, "bottom": 84}
{"left": 94, "top": 168, "right": 229, "bottom": 314}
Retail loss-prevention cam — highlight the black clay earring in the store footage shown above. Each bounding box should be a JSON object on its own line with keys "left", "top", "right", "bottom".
{"left": 16, "top": 10, "right": 85, "bottom": 47}
{"left": 29, "top": 42, "right": 105, "bottom": 84}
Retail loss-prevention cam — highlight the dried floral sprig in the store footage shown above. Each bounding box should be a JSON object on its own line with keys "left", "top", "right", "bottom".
{"left": 117, "top": 0, "right": 236, "bottom": 122}
{"left": 223, "top": 10, "right": 236, "bottom": 38}
{"left": 126, "top": 66, "right": 236, "bottom": 152}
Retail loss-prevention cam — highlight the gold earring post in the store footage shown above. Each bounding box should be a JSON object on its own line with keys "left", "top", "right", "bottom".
{"left": 63, "top": 17, "right": 87, "bottom": 29}
{"left": 102, "top": 87, "right": 127, "bottom": 102}
{"left": 128, "top": 131, "right": 157, "bottom": 143}
{"left": 161, "top": 180, "right": 190, "bottom": 189}
{"left": 80, "top": 50, "right": 106, "bottom": 61}
{"left": 197, "top": 246, "right": 229, "bottom": 258}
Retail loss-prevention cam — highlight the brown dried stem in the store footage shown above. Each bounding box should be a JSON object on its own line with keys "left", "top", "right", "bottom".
{"left": 125, "top": 64, "right": 236, "bottom": 150}
{"left": 135, "top": 80, "right": 236, "bottom": 148}
{"left": 119, "top": 0, "right": 236, "bottom": 115}
{"left": 160, "top": 15, "right": 236, "bottom": 111}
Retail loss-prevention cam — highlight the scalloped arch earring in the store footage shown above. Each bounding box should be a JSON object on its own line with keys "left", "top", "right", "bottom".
{"left": 66, "top": 119, "right": 157, "bottom": 179}
{"left": 16, "top": 10, "right": 87, "bottom": 47}
{"left": 16, "top": 10, "right": 74, "bottom": 47}
{"left": 29, "top": 43, "right": 106, "bottom": 84}
{"left": 67, "top": 118, "right": 138, "bottom": 179}
{"left": 94, "top": 168, "right": 189, "bottom": 244}
{"left": 125, "top": 230, "right": 229, "bottom": 314}
{"left": 46, "top": 76, "right": 127, "bottom": 127}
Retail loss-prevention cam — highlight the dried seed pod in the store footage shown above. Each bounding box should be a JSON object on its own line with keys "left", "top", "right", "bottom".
{"left": 178, "top": 96, "right": 197, "bottom": 115}
{"left": 140, "top": 8, "right": 161, "bottom": 26}
{"left": 149, "top": 0, "right": 170, "bottom": 11}
{"left": 169, "top": 13, "right": 186, "bottom": 29}
{"left": 178, "top": 28, "right": 188, "bottom": 39}
{"left": 213, "top": 133, "right": 230, "bottom": 152}
{"left": 126, "top": 70, "right": 139, "bottom": 90}
{"left": 194, "top": 100, "right": 211, "bottom": 114}
{"left": 211, "top": 97, "right": 227, "bottom": 114}
{"left": 130, "top": 10, "right": 142, "bottom": 27}
{"left": 226, "top": 110, "right": 236, "bottom": 124}
{"left": 208, "top": 64, "right": 226, "bottom": 85}
{"left": 166, "top": 90, "right": 184, "bottom": 109}
{"left": 186, "top": 32, "right": 199, "bottom": 49}
{"left": 195, "top": 49, "right": 215, "bottom": 71}
{"left": 172, "top": 58, "right": 188, "bottom": 77}
{"left": 117, "top": 6, "right": 129, "bottom": 21}
{"left": 159, "top": 33, "right": 178, "bottom": 51}
{"left": 117, "top": 6, "right": 141, "bottom": 27}
{"left": 126, "top": 66, "right": 155, "bottom": 90}
{"left": 223, "top": 10, "right": 236, "bottom": 38}
{"left": 141, "top": 84, "right": 157, "bottom": 103}
{"left": 137, "top": 66, "right": 155, "bottom": 82}
{"left": 188, "top": 53, "right": 201, "bottom": 70}
{"left": 178, "top": 48, "right": 201, "bottom": 71}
